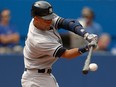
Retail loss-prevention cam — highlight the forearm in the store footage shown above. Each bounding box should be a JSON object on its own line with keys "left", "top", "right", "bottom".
{"left": 61, "top": 45, "right": 89, "bottom": 59}
{"left": 61, "top": 48, "right": 81, "bottom": 59}
{"left": 11, "top": 33, "right": 20, "bottom": 43}
{"left": 0, "top": 35, "right": 12, "bottom": 43}
{"left": 0, "top": 33, "right": 19, "bottom": 44}
{"left": 58, "top": 18, "right": 89, "bottom": 39}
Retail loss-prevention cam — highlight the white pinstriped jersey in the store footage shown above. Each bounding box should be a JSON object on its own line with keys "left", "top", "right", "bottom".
{"left": 23, "top": 16, "right": 63, "bottom": 69}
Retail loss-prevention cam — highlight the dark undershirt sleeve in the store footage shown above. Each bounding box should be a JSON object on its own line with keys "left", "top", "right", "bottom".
{"left": 57, "top": 18, "right": 89, "bottom": 38}
{"left": 54, "top": 47, "right": 66, "bottom": 57}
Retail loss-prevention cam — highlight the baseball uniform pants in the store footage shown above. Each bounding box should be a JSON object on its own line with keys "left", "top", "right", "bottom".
{"left": 21, "top": 70, "right": 59, "bottom": 87}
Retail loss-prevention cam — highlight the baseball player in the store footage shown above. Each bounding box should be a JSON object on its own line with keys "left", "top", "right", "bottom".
{"left": 21, "top": 1, "right": 98, "bottom": 87}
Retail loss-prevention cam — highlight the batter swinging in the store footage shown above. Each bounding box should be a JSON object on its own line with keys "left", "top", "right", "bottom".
{"left": 21, "top": 1, "right": 98, "bottom": 87}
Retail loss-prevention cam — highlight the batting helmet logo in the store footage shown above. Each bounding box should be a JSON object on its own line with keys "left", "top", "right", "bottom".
{"left": 49, "top": 8, "right": 52, "bottom": 14}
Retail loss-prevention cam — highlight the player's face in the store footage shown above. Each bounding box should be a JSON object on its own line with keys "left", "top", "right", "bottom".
{"left": 1, "top": 10, "right": 11, "bottom": 23}
{"left": 37, "top": 17, "right": 52, "bottom": 30}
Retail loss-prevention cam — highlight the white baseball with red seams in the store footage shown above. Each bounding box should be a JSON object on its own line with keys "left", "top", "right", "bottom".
{"left": 89, "top": 63, "right": 98, "bottom": 71}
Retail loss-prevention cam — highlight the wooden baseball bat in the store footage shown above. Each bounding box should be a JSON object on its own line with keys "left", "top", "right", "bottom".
{"left": 82, "top": 46, "right": 93, "bottom": 75}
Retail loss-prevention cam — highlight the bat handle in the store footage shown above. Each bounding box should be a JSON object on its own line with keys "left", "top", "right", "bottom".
{"left": 82, "top": 70, "right": 88, "bottom": 74}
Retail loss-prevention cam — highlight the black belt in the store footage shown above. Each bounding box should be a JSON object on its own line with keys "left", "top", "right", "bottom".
{"left": 25, "top": 68, "right": 52, "bottom": 74}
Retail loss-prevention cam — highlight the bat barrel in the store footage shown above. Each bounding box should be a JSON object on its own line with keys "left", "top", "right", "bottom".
{"left": 82, "top": 46, "right": 93, "bottom": 75}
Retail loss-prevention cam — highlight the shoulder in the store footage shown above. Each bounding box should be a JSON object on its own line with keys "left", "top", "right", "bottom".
{"left": 34, "top": 37, "right": 60, "bottom": 51}
{"left": 52, "top": 16, "right": 62, "bottom": 29}
{"left": 29, "top": 19, "right": 34, "bottom": 26}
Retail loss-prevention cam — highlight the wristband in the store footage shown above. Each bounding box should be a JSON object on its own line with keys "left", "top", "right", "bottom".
{"left": 78, "top": 45, "right": 89, "bottom": 54}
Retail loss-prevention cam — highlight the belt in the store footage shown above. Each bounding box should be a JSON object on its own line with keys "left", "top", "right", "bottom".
{"left": 25, "top": 68, "right": 52, "bottom": 74}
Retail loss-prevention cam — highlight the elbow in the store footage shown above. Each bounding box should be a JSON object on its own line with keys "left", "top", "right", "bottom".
{"left": 13, "top": 33, "right": 20, "bottom": 43}
{"left": 0, "top": 38, "right": 8, "bottom": 44}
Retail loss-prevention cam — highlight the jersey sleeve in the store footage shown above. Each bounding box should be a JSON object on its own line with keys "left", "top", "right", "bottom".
{"left": 52, "top": 16, "right": 62, "bottom": 29}
{"left": 36, "top": 41, "right": 66, "bottom": 58}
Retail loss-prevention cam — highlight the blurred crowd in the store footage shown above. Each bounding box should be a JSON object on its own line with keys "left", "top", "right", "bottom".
{"left": 0, "top": 7, "right": 116, "bottom": 55}
{"left": 71, "top": 7, "right": 111, "bottom": 51}
{"left": 0, "top": 9, "right": 23, "bottom": 54}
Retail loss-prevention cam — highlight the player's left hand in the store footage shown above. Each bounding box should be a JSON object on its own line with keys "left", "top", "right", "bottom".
{"left": 86, "top": 34, "right": 98, "bottom": 43}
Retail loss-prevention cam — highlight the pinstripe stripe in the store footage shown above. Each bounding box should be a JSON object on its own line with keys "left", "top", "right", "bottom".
{"left": 55, "top": 17, "right": 61, "bottom": 29}
{"left": 53, "top": 45, "right": 62, "bottom": 57}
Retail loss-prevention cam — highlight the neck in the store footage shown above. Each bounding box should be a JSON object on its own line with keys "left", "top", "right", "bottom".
{"left": 33, "top": 20, "right": 41, "bottom": 30}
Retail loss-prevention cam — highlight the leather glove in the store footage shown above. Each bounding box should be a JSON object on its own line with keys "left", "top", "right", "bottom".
{"left": 78, "top": 40, "right": 98, "bottom": 54}
{"left": 86, "top": 34, "right": 98, "bottom": 43}
{"left": 88, "top": 40, "right": 98, "bottom": 49}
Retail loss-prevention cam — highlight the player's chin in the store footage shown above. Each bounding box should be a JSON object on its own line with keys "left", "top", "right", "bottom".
{"left": 45, "top": 26, "right": 51, "bottom": 30}
{"left": 40, "top": 26, "right": 50, "bottom": 31}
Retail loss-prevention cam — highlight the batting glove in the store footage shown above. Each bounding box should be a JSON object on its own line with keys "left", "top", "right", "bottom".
{"left": 78, "top": 40, "right": 98, "bottom": 54}
{"left": 85, "top": 34, "right": 98, "bottom": 43}
{"left": 88, "top": 40, "right": 98, "bottom": 49}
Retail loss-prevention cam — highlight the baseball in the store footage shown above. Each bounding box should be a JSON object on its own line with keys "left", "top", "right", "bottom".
{"left": 89, "top": 63, "right": 98, "bottom": 71}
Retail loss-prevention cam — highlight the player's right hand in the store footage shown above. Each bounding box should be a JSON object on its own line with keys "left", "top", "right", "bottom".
{"left": 88, "top": 40, "right": 98, "bottom": 49}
